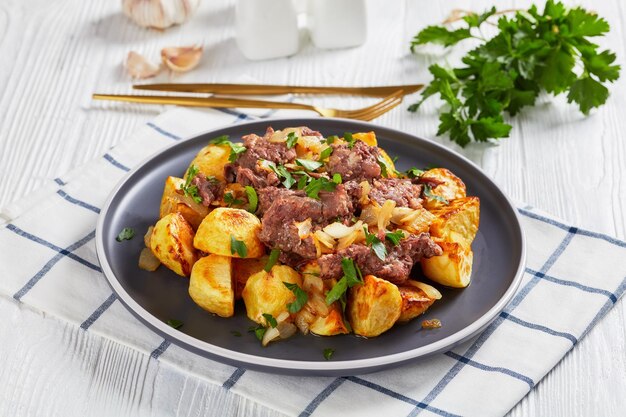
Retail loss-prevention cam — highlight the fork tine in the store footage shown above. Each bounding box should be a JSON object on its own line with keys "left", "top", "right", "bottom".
{"left": 347, "top": 90, "right": 404, "bottom": 120}
{"left": 360, "top": 94, "right": 403, "bottom": 121}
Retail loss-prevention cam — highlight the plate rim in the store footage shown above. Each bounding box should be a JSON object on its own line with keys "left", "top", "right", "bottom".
{"left": 95, "top": 117, "right": 526, "bottom": 374}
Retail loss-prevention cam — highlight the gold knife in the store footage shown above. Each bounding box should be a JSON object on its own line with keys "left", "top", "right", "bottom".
{"left": 132, "top": 83, "right": 423, "bottom": 97}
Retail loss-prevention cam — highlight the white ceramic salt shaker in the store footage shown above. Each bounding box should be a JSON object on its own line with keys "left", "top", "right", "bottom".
{"left": 307, "top": 0, "right": 367, "bottom": 49}
{"left": 235, "top": 0, "right": 300, "bottom": 60}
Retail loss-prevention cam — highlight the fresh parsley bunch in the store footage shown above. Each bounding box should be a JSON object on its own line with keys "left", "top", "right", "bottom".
{"left": 409, "top": 1, "right": 620, "bottom": 147}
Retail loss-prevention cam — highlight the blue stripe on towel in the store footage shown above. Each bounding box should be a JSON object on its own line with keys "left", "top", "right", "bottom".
{"left": 146, "top": 122, "right": 181, "bottom": 141}
{"left": 80, "top": 293, "right": 117, "bottom": 330}
{"left": 222, "top": 368, "right": 246, "bottom": 390}
{"left": 57, "top": 190, "right": 100, "bottom": 214}
{"left": 103, "top": 153, "right": 131, "bottom": 172}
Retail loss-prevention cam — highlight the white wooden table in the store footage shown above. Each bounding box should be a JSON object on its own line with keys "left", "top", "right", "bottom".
{"left": 1, "top": 0, "right": 625, "bottom": 415}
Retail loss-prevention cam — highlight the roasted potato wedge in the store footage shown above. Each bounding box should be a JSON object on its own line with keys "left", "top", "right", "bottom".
{"left": 159, "top": 176, "right": 209, "bottom": 230}
{"left": 232, "top": 257, "right": 267, "bottom": 300}
{"left": 347, "top": 275, "right": 402, "bottom": 337}
{"left": 421, "top": 168, "right": 466, "bottom": 209}
{"left": 150, "top": 212, "right": 198, "bottom": 277}
{"left": 194, "top": 208, "right": 264, "bottom": 258}
{"left": 187, "top": 143, "right": 230, "bottom": 182}
{"left": 429, "top": 197, "right": 480, "bottom": 247}
{"left": 353, "top": 131, "right": 377, "bottom": 147}
{"left": 219, "top": 183, "right": 247, "bottom": 209}
{"left": 310, "top": 308, "right": 350, "bottom": 336}
{"left": 299, "top": 260, "right": 322, "bottom": 278}
{"left": 377, "top": 148, "right": 398, "bottom": 178}
{"left": 421, "top": 241, "right": 473, "bottom": 288}
{"left": 189, "top": 254, "right": 234, "bottom": 317}
{"left": 397, "top": 280, "right": 441, "bottom": 322}
{"left": 242, "top": 265, "right": 302, "bottom": 324}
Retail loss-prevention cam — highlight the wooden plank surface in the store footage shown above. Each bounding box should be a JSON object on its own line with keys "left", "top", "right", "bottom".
{"left": 0, "top": 0, "right": 624, "bottom": 415}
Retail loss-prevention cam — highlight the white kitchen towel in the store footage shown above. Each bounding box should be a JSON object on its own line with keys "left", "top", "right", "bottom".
{"left": 1, "top": 107, "right": 625, "bottom": 417}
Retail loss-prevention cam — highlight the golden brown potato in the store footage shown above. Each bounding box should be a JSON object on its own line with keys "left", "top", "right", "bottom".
{"left": 429, "top": 197, "right": 480, "bottom": 247}
{"left": 353, "top": 131, "right": 377, "bottom": 147}
{"left": 377, "top": 148, "right": 398, "bottom": 178}
{"left": 242, "top": 265, "right": 302, "bottom": 324}
{"left": 150, "top": 212, "right": 198, "bottom": 277}
{"left": 347, "top": 275, "right": 402, "bottom": 337}
{"left": 218, "top": 183, "right": 247, "bottom": 209}
{"left": 159, "top": 176, "right": 209, "bottom": 230}
{"left": 397, "top": 280, "right": 442, "bottom": 322}
{"left": 421, "top": 241, "right": 473, "bottom": 288}
{"left": 187, "top": 143, "right": 230, "bottom": 181}
{"left": 194, "top": 208, "right": 264, "bottom": 258}
{"left": 299, "top": 260, "right": 321, "bottom": 278}
{"left": 295, "top": 134, "right": 326, "bottom": 160}
{"left": 232, "top": 257, "right": 267, "bottom": 300}
{"left": 421, "top": 168, "right": 466, "bottom": 209}
{"left": 310, "top": 308, "right": 350, "bottom": 336}
{"left": 189, "top": 254, "right": 234, "bottom": 317}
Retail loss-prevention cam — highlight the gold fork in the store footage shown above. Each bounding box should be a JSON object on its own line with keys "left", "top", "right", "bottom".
{"left": 91, "top": 90, "right": 404, "bottom": 121}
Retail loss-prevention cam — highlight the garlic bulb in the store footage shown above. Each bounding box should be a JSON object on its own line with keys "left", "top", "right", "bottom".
{"left": 122, "top": 0, "right": 201, "bottom": 29}
{"left": 161, "top": 45, "right": 203, "bottom": 72}
{"left": 125, "top": 51, "right": 161, "bottom": 79}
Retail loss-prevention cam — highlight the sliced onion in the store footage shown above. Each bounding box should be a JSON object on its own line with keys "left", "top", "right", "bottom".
{"left": 411, "top": 281, "right": 442, "bottom": 300}
{"left": 336, "top": 222, "right": 365, "bottom": 250}
{"left": 138, "top": 248, "right": 160, "bottom": 271}
{"left": 170, "top": 191, "right": 207, "bottom": 214}
{"left": 378, "top": 199, "right": 396, "bottom": 231}
{"left": 295, "top": 310, "right": 313, "bottom": 334}
{"left": 390, "top": 207, "right": 415, "bottom": 224}
{"left": 276, "top": 311, "right": 290, "bottom": 323}
{"left": 323, "top": 222, "right": 353, "bottom": 239}
{"left": 294, "top": 218, "right": 313, "bottom": 239}
{"left": 313, "top": 230, "right": 335, "bottom": 250}
{"left": 359, "top": 181, "right": 371, "bottom": 205}
{"left": 276, "top": 321, "right": 297, "bottom": 339}
{"left": 143, "top": 226, "right": 154, "bottom": 248}
{"left": 261, "top": 326, "right": 280, "bottom": 346}
{"left": 303, "top": 274, "right": 324, "bottom": 293}
{"left": 359, "top": 204, "right": 379, "bottom": 226}
{"left": 308, "top": 293, "right": 329, "bottom": 317}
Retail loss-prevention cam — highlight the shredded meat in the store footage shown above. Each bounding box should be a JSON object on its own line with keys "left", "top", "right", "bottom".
{"left": 192, "top": 175, "right": 222, "bottom": 206}
{"left": 369, "top": 178, "right": 423, "bottom": 209}
{"left": 327, "top": 141, "right": 381, "bottom": 182}
{"left": 317, "top": 234, "right": 442, "bottom": 285}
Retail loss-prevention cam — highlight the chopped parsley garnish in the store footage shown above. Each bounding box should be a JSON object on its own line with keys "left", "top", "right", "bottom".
{"left": 245, "top": 186, "right": 258, "bottom": 213}
{"left": 209, "top": 135, "right": 247, "bottom": 163}
{"left": 297, "top": 174, "right": 310, "bottom": 190}
{"left": 283, "top": 282, "right": 308, "bottom": 313}
{"left": 332, "top": 173, "right": 342, "bottom": 184}
{"left": 296, "top": 158, "right": 324, "bottom": 171}
{"left": 116, "top": 227, "right": 135, "bottom": 242}
{"left": 364, "top": 226, "right": 387, "bottom": 261}
{"left": 262, "top": 313, "right": 278, "bottom": 328}
{"left": 285, "top": 131, "right": 299, "bottom": 148}
{"left": 264, "top": 248, "right": 281, "bottom": 272}
{"left": 323, "top": 348, "right": 335, "bottom": 360}
{"left": 405, "top": 167, "right": 424, "bottom": 178}
{"left": 392, "top": 156, "right": 399, "bottom": 163}
{"left": 305, "top": 177, "right": 337, "bottom": 199}
{"left": 343, "top": 132, "right": 356, "bottom": 148}
{"left": 385, "top": 230, "right": 405, "bottom": 246}
{"left": 377, "top": 155, "right": 389, "bottom": 178}
{"left": 325, "top": 135, "right": 338, "bottom": 144}
{"left": 230, "top": 235, "right": 247, "bottom": 257}
{"left": 248, "top": 325, "right": 267, "bottom": 341}
{"left": 319, "top": 147, "right": 333, "bottom": 161}
{"left": 325, "top": 258, "right": 363, "bottom": 306}
{"left": 266, "top": 161, "right": 296, "bottom": 189}
{"left": 423, "top": 183, "right": 449, "bottom": 204}
{"left": 224, "top": 191, "right": 243, "bottom": 207}
{"left": 231, "top": 330, "right": 242, "bottom": 337}
{"left": 180, "top": 165, "right": 203, "bottom": 203}
{"left": 166, "top": 319, "right": 183, "bottom": 329}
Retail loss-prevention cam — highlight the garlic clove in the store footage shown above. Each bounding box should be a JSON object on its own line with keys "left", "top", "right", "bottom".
{"left": 125, "top": 51, "right": 161, "bottom": 79}
{"left": 161, "top": 45, "right": 203, "bottom": 72}
{"left": 122, "top": 0, "right": 201, "bottom": 30}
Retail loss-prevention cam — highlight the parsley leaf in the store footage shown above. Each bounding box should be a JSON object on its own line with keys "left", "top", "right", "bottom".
{"left": 325, "top": 258, "right": 363, "bottom": 306}
{"left": 296, "top": 158, "right": 324, "bottom": 171}
{"left": 343, "top": 132, "right": 356, "bottom": 148}
{"left": 230, "top": 235, "right": 247, "bottom": 258}
{"left": 364, "top": 227, "right": 387, "bottom": 261}
{"left": 325, "top": 135, "right": 338, "bottom": 144}
{"left": 209, "top": 135, "right": 230, "bottom": 144}
{"left": 332, "top": 173, "right": 342, "bottom": 184}
{"left": 323, "top": 348, "right": 335, "bottom": 360}
{"left": 409, "top": 2, "right": 620, "bottom": 146}
{"left": 283, "top": 282, "right": 308, "bottom": 313}
{"left": 319, "top": 147, "right": 333, "bottom": 161}
{"left": 264, "top": 248, "right": 281, "bottom": 272}
{"left": 231, "top": 330, "right": 242, "bottom": 337}
{"left": 245, "top": 186, "right": 258, "bottom": 213}
{"left": 209, "top": 135, "right": 247, "bottom": 162}
{"left": 180, "top": 165, "right": 203, "bottom": 204}
{"left": 224, "top": 192, "right": 243, "bottom": 207}
{"left": 405, "top": 167, "right": 424, "bottom": 178}
{"left": 166, "top": 319, "right": 183, "bottom": 329}
{"left": 377, "top": 155, "right": 389, "bottom": 178}
{"left": 423, "top": 184, "right": 449, "bottom": 205}
{"left": 116, "top": 227, "right": 135, "bottom": 242}
{"left": 248, "top": 325, "right": 267, "bottom": 341}
{"left": 305, "top": 177, "right": 337, "bottom": 199}
{"left": 266, "top": 161, "right": 296, "bottom": 189}
{"left": 262, "top": 313, "right": 278, "bottom": 328}
{"left": 385, "top": 230, "right": 405, "bottom": 245}
{"left": 285, "top": 131, "right": 298, "bottom": 148}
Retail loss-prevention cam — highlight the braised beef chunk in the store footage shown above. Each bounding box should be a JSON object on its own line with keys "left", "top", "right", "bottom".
{"left": 257, "top": 187, "right": 305, "bottom": 216}
{"left": 318, "top": 233, "right": 442, "bottom": 284}
{"left": 320, "top": 184, "right": 353, "bottom": 220}
{"left": 258, "top": 195, "right": 321, "bottom": 259}
{"left": 343, "top": 180, "right": 363, "bottom": 209}
{"left": 300, "top": 126, "right": 323, "bottom": 137}
{"left": 192, "top": 175, "right": 222, "bottom": 207}
{"left": 231, "top": 127, "right": 297, "bottom": 188}
{"left": 327, "top": 140, "right": 381, "bottom": 182}
{"left": 369, "top": 178, "right": 423, "bottom": 209}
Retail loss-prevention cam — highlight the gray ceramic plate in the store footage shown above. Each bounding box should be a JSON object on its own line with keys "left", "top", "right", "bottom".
{"left": 96, "top": 118, "right": 525, "bottom": 376}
